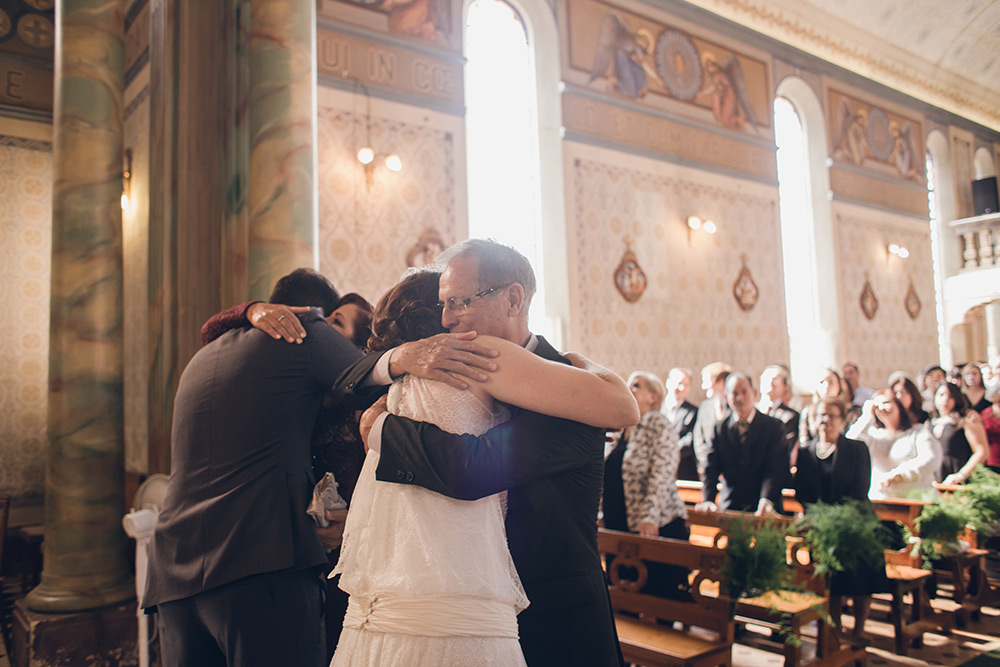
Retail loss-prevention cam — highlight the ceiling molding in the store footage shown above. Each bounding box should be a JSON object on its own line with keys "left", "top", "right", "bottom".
{"left": 676, "top": 0, "right": 1000, "bottom": 132}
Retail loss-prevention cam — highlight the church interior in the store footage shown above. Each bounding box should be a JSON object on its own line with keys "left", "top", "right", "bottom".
{"left": 1, "top": 0, "right": 1000, "bottom": 665}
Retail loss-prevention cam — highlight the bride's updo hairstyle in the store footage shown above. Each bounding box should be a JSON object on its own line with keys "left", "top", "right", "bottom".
{"left": 367, "top": 269, "right": 447, "bottom": 352}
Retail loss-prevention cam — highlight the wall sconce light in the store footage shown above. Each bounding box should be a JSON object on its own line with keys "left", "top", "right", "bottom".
{"left": 352, "top": 79, "right": 403, "bottom": 189}
{"left": 886, "top": 242, "right": 909, "bottom": 261}
{"left": 121, "top": 148, "right": 132, "bottom": 211}
{"left": 686, "top": 215, "right": 717, "bottom": 242}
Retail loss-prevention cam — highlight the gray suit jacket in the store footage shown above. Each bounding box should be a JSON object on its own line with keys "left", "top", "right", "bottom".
{"left": 143, "top": 310, "right": 362, "bottom": 608}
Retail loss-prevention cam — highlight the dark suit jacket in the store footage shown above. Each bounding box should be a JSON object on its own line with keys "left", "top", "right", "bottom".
{"left": 332, "top": 336, "right": 624, "bottom": 667}
{"left": 668, "top": 400, "right": 699, "bottom": 480}
{"left": 767, "top": 401, "right": 801, "bottom": 492}
{"left": 143, "top": 311, "right": 363, "bottom": 608}
{"left": 793, "top": 436, "right": 872, "bottom": 506}
{"left": 701, "top": 410, "right": 786, "bottom": 512}
{"left": 692, "top": 397, "right": 728, "bottom": 475}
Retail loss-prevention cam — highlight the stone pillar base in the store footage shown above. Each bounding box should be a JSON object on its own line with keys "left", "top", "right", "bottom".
{"left": 12, "top": 597, "right": 139, "bottom": 667}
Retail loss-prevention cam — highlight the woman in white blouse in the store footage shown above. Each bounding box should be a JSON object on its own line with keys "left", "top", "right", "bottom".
{"left": 603, "top": 371, "right": 690, "bottom": 599}
{"left": 847, "top": 389, "right": 942, "bottom": 500}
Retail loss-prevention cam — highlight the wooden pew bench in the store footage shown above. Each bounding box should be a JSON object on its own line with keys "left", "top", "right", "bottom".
{"left": 599, "top": 528, "right": 734, "bottom": 667}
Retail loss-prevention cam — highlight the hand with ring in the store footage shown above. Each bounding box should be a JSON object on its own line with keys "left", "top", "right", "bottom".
{"left": 247, "top": 303, "right": 311, "bottom": 343}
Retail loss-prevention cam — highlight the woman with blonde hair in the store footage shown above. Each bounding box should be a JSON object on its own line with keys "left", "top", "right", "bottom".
{"left": 603, "top": 371, "right": 690, "bottom": 599}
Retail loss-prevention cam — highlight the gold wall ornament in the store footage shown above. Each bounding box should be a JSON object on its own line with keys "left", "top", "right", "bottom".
{"left": 405, "top": 228, "right": 446, "bottom": 268}
{"left": 904, "top": 277, "right": 921, "bottom": 320}
{"left": 614, "top": 237, "right": 647, "bottom": 303}
{"left": 859, "top": 273, "right": 878, "bottom": 320}
{"left": 732, "top": 254, "right": 758, "bottom": 312}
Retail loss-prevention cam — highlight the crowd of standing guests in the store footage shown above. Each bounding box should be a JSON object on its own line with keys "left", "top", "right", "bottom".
{"left": 602, "top": 357, "right": 1000, "bottom": 637}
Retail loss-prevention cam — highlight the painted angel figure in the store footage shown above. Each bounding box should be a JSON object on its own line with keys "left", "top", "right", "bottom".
{"left": 890, "top": 120, "right": 923, "bottom": 182}
{"left": 381, "top": 0, "right": 449, "bottom": 41}
{"left": 589, "top": 12, "right": 656, "bottom": 99}
{"left": 832, "top": 99, "right": 869, "bottom": 165}
{"left": 696, "top": 52, "right": 760, "bottom": 132}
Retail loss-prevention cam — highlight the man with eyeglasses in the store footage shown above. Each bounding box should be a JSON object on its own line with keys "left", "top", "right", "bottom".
{"left": 333, "top": 238, "right": 628, "bottom": 666}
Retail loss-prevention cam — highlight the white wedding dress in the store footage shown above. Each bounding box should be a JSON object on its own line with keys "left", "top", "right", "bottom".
{"left": 330, "top": 375, "right": 529, "bottom": 667}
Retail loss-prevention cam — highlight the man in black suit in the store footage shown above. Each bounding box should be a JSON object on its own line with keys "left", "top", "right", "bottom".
{"left": 661, "top": 367, "right": 699, "bottom": 480}
{"left": 335, "top": 239, "right": 628, "bottom": 667}
{"left": 142, "top": 269, "right": 363, "bottom": 667}
{"left": 759, "top": 364, "right": 800, "bottom": 492}
{"left": 697, "top": 372, "right": 786, "bottom": 514}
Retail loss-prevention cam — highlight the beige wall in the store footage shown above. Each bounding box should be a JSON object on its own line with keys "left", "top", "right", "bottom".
{"left": 0, "top": 119, "right": 52, "bottom": 501}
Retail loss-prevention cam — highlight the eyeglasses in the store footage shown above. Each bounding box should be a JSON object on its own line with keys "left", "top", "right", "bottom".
{"left": 438, "top": 283, "right": 511, "bottom": 313}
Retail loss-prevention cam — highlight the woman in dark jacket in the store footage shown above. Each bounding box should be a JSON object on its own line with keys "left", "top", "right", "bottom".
{"left": 794, "top": 397, "right": 886, "bottom": 638}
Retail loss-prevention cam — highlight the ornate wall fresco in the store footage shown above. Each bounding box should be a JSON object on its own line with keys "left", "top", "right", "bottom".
{"left": 565, "top": 145, "right": 787, "bottom": 391}
{"left": 322, "top": 0, "right": 457, "bottom": 47}
{"left": 564, "top": 0, "right": 771, "bottom": 137}
{"left": 827, "top": 88, "right": 925, "bottom": 184}
{"left": 0, "top": 130, "right": 51, "bottom": 502}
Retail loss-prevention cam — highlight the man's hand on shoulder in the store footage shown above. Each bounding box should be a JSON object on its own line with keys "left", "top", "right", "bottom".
{"left": 248, "top": 303, "right": 311, "bottom": 343}
{"left": 388, "top": 331, "right": 499, "bottom": 390}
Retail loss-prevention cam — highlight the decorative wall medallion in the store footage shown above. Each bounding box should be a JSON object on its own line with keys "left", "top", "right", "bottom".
{"left": 405, "top": 227, "right": 446, "bottom": 268}
{"left": 904, "top": 278, "right": 921, "bottom": 320}
{"left": 859, "top": 273, "right": 878, "bottom": 320}
{"left": 654, "top": 30, "right": 702, "bottom": 101}
{"left": 865, "top": 107, "right": 893, "bottom": 161}
{"left": 16, "top": 13, "right": 53, "bottom": 48}
{"left": 732, "top": 254, "right": 758, "bottom": 312}
{"left": 614, "top": 237, "right": 647, "bottom": 303}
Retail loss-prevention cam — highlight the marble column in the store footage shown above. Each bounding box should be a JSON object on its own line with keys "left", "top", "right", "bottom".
{"left": 27, "top": 0, "right": 133, "bottom": 612}
{"left": 986, "top": 300, "right": 1000, "bottom": 362}
{"left": 247, "top": 0, "right": 318, "bottom": 300}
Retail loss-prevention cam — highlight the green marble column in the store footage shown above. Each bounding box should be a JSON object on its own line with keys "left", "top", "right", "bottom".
{"left": 247, "top": 0, "right": 318, "bottom": 300}
{"left": 27, "top": 0, "right": 133, "bottom": 612}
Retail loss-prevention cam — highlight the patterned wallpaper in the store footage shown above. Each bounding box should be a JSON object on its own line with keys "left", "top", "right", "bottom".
{"left": 834, "top": 205, "right": 938, "bottom": 387}
{"left": 316, "top": 103, "right": 460, "bottom": 306}
{"left": 567, "top": 149, "right": 787, "bottom": 396}
{"left": 0, "top": 135, "right": 52, "bottom": 502}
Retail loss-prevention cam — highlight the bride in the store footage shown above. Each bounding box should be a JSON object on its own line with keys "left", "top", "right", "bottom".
{"left": 330, "top": 269, "right": 637, "bottom": 666}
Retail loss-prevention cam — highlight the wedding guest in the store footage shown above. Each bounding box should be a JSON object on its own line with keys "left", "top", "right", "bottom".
{"left": 918, "top": 364, "right": 947, "bottom": 412}
{"left": 842, "top": 362, "right": 874, "bottom": 406}
{"left": 794, "top": 397, "right": 885, "bottom": 638}
{"left": 890, "top": 373, "right": 930, "bottom": 425}
{"left": 847, "top": 390, "right": 941, "bottom": 501}
{"left": 982, "top": 390, "right": 1000, "bottom": 474}
{"left": 964, "top": 363, "right": 992, "bottom": 413}
{"left": 661, "top": 367, "right": 699, "bottom": 480}
{"left": 693, "top": 362, "right": 732, "bottom": 475}
{"left": 931, "top": 382, "right": 988, "bottom": 484}
{"left": 604, "top": 371, "right": 690, "bottom": 599}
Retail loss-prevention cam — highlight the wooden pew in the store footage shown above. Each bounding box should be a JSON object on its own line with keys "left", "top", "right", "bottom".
{"left": 599, "top": 528, "right": 734, "bottom": 667}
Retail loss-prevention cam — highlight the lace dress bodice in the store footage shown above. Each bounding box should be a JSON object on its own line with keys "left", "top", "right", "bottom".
{"left": 333, "top": 375, "right": 527, "bottom": 613}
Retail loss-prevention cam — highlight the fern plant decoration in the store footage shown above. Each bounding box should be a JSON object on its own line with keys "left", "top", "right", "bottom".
{"left": 794, "top": 500, "right": 889, "bottom": 581}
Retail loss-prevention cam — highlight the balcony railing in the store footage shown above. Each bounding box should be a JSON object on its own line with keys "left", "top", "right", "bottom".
{"left": 950, "top": 212, "right": 1000, "bottom": 269}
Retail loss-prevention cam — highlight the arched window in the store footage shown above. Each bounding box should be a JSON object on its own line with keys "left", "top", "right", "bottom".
{"left": 772, "top": 78, "right": 838, "bottom": 391}
{"left": 464, "top": 0, "right": 566, "bottom": 345}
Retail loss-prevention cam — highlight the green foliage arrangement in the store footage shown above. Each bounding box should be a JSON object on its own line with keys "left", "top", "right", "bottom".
{"left": 795, "top": 500, "right": 890, "bottom": 581}
{"left": 909, "top": 499, "right": 972, "bottom": 566}
{"left": 954, "top": 467, "right": 1000, "bottom": 535}
{"left": 719, "top": 516, "right": 793, "bottom": 608}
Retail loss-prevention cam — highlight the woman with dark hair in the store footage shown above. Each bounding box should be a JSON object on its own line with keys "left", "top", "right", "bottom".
{"left": 890, "top": 374, "right": 930, "bottom": 425}
{"left": 932, "top": 382, "right": 988, "bottom": 484}
{"left": 794, "top": 397, "right": 885, "bottom": 637}
{"left": 331, "top": 270, "right": 638, "bottom": 667}
{"left": 847, "top": 390, "right": 941, "bottom": 500}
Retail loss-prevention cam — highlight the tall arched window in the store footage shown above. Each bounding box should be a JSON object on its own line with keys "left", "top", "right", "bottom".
{"left": 464, "top": 0, "right": 566, "bottom": 344}
{"left": 772, "top": 78, "right": 838, "bottom": 390}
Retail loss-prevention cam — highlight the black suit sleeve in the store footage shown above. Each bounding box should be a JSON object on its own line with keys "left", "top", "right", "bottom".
{"left": 375, "top": 411, "right": 602, "bottom": 501}
{"left": 758, "top": 417, "right": 787, "bottom": 507}
{"left": 304, "top": 314, "right": 365, "bottom": 385}
{"left": 701, "top": 422, "right": 724, "bottom": 503}
{"left": 793, "top": 443, "right": 819, "bottom": 506}
{"left": 329, "top": 349, "right": 392, "bottom": 410}
{"left": 842, "top": 437, "right": 872, "bottom": 502}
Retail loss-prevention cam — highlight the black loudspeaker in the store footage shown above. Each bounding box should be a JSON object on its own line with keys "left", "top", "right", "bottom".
{"left": 973, "top": 176, "right": 999, "bottom": 215}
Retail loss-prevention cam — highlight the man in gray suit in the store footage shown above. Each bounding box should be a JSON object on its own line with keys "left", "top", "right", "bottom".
{"left": 142, "top": 269, "right": 363, "bottom": 667}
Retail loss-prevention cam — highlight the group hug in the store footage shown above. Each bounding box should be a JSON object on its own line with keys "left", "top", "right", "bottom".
{"left": 139, "top": 236, "right": 1000, "bottom": 666}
